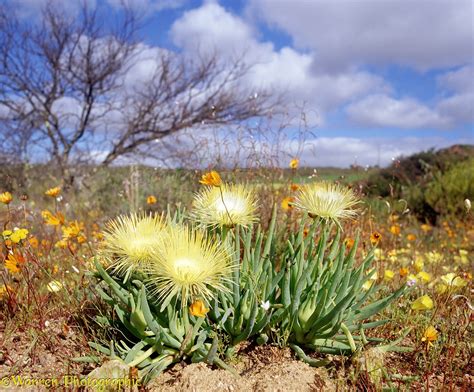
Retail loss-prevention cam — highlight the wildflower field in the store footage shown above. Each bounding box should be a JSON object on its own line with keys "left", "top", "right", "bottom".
{"left": 0, "top": 150, "right": 473, "bottom": 391}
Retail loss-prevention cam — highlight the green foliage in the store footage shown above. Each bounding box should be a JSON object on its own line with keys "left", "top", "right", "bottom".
{"left": 365, "top": 145, "right": 474, "bottom": 198}
{"left": 365, "top": 145, "right": 474, "bottom": 221}
{"left": 91, "top": 205, "right": 407, "bottom": 382}
{"left": 424, "top": 158, "right": 474, "bottom": 216}
{"left": 93, "top": 261, "right": 233, "bottom": 384}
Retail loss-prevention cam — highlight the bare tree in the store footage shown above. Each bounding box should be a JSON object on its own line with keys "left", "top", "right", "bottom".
{"left": 0, "top": 1, "right": 279, "bottom": 183}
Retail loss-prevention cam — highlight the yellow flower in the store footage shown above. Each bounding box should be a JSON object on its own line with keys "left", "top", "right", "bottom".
{"left": 289, "top": 158, "right": 299, "bottom": 169}
{"left": 192, "top": 184, "right": 258, "bottom": 227}
{"left": 406, "top": 234, "right": 416, "bottom": 242}
{"left": 294, "top": 182, "right": 359, "bottom": 225}
{"left": 5, "top": 251, "right": 24, "bottom": 274}
{"left": 439, "top": 273, "right": 467, "bottom": 292}
{"left": 374, "top": 248, "right": 384, "bottom": 260}
{"left": 146, "top": 195, "right": 157, "bottom": 205}
{"left": 370, "top": 231, "right": 382, "bottom": 245}
{"left": 454, "top": 249, "right": 469, "bottom": 265}
{"left": 411, "top": 295, "right": 434, "bottom": 311}
{"left": 362, "top": 280, "right": 375, "bottom": 290}
{"left": 47, "top": 280, "right": 63, "bottom": 293}
{"left": 45, "top": 186, "right": 61, "bottom": 197}
{"left": 0, "top": 191, "right": 13, "bottom": 205}
{"left": 145, "top": 225, "right": 233, "bottom": 309}
{"left": 425, "top": 251, "right": 443, "bottom": 264}
{"left": 189, "top": 300, "right": 209, "bottom": 318}
{"left": 101, "top": 213, "right": 165, "bottom": 277}
{"left": 10, "top": 228, "right": 29, "bottom": 244}
{"left": 389, "top": 225, "right": 401, "bottom": 236}
{"left": 199, "top": 171, "right": 222, "bottom": 187}
{"left": 62, "top": 221, "right": 84, "bottom": 240}
{"left": 413, "top": 258, "right": 424, "bottom": 272}
{"left": 421, "top": 326, "right": 438, "bottom": 348}
{"left": 77, "top": 235, "right": 87, "bottom": 244}
{"left": 363, "top": 269, "right": 378, "bottom": 290}
{"left": 2, "top": 230, "right": 12, "bottom": 237}
{"left": 55, "top": 239, "right": 68, "bottom": 249}
{"left": 420, "top": 224, "right": 432, "bottom": 233}
{"left": 384, "top": 270, "right": 395, "bottom": 281}
{"left": 281, "top": 196, "right": 295, "bottom": 211}
{"left": 42, "top": 210, "right": 65, "bottom": 226}
{"left": 0, "top": 284, "right": 13, "bottom": 300}
{"left": 416, "top": 271, "right": 431, "bottom": 284}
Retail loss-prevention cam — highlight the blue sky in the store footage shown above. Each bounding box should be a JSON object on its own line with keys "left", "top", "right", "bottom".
{"left": 10, "top": 0, "right": 474, "bottom": 167}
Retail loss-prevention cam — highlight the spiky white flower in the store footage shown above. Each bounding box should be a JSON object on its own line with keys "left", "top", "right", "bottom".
{"left": 100, "top": 213, "right": 165, "bottom": 278}
{"left": 191, "top": 184, "right": 258, "bottom": 227}
{"left": 294, "top": 182, "right": 359, "bottom": 226}
{"left": 145, "top": 225, "right": 233, "bottom": 310}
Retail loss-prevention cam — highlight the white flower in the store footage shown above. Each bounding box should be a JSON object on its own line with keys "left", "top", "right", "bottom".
{"left": 260, "top": 300, "right": 270, "bottom": 311}
{"left": 47, "top": 280, "right": 63, "bottom": 293}
{"left": 465, "top": 199, "right": 471, "bottom": 212}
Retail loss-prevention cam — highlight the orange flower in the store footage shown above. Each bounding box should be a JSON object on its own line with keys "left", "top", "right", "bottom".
{"left": 389, "top": 225, "right": 401, "bottom": 236}
{"left": 281, "top": 196, "right": 295, "bottom": 211}
{"left": 199, "top": 171, "right": 222, "bottom": 187}
{"left": 189, "top": 300, "right": 209, "bottom": 318}
{"left": 45, "top": 186, "right": 61, "bottom": 197}
{"left": 29, "top": 236, "right": 39, "bottom": 248}
{"left": 5, "top": 251, "right": 25, "bottom": 274}
{"left": 344, "top": 238, "right": 355, "bottom": 249}
{"left": 0, "top": 192, "right": 13, "bottom": 205}
{"left": 399, "top": 267, "right": 409, "bottom": 277}
{"left": 42, "top": 210, "right": 65, "bottom": 226}
{"left": 289, "top": 158, "right": 299, "bottom": 169}
{"left": 407, "top": 233, "right": 416, "bottom": 242}
{"left": 290, "top": 184, "right": 300, "bottom": 192}
{"left": 370, "top": 231, "right": 382, "bottom": 245}
{"left": 146, "top": 195, "right": 157, "bottom": 205}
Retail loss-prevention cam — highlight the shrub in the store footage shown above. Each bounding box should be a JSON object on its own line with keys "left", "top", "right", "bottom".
{"left": 86, "top": 179, "right": 408, "bottom": 384}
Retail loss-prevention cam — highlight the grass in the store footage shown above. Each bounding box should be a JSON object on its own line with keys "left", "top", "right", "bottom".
{"left": 0, "top": 164, "right": 472, "bottom": 390}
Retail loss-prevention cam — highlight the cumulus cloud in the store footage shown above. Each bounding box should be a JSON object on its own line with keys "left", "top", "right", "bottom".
{"left": 437, "top": 66, "right": 474, "bottom": 94}
{"left": 248, "top": 0, "right": 473, "bottom": 72}
{"left": 435, "top": 66, "right": 474, "bottom": 123}
{"left": 170, "top": 1, "right": 389, "bottom": 123}
{"left": 346, "top": 94, "right": 452, "bottom": 129}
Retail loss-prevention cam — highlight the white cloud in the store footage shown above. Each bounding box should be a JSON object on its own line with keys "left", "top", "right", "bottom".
{"left": 170, "top": 2, "right": 389, "bottom": 123}
{"left": 297, "top": 136, "right": 470, "bottom": 167}
{"left": 346, "top": 94, "right": 452, "bottom": 129}
{"left": 436, "top": 93, "right": 474, "bottom": 124}
{"left": 437, "top": 66, "right": 474, "bottom": 94}
{"left": 435, "top": 66, "right": 474, "bottom": 124}
{"left": 107, "top": 0, "right": 187, "bottom": 14}
{"left": 248, "top": 0, "right": 473, "bottom": 72}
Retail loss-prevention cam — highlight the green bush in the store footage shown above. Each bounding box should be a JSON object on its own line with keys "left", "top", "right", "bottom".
{"left": 424, "top": 158, "right": 474, "bottom": 216}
